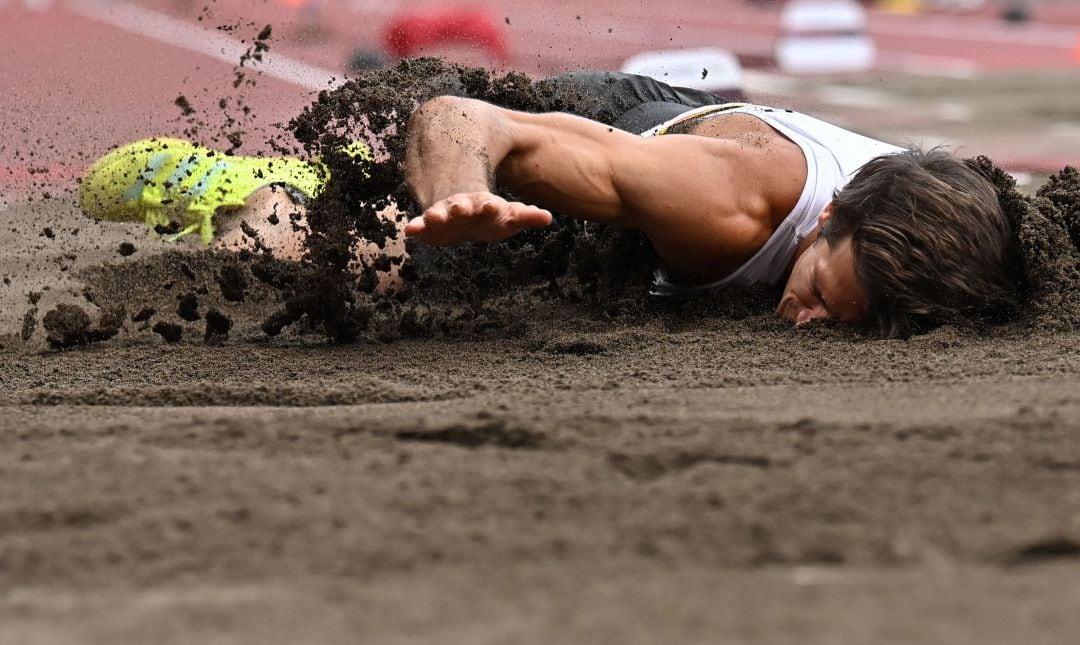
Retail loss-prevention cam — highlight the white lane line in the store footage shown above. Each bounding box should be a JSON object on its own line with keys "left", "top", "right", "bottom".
{"left": 65, "top": 0, "right": 342, "bottom": 91}
{"left": 876, "top": 52, "right": 982, "bottom": 79}
{"left": 742, "top": 70, "right": 800, "bottom": 96}
{"left": 812, "top": 85, "right": 908, "bottom": 110}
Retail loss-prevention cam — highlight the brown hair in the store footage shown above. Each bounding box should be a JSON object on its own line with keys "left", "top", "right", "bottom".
{"left": 824, "top": 148, "right": 1021, "bottom": 337}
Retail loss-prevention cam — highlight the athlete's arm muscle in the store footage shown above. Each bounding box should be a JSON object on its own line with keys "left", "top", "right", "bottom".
{"left": 404, "top": 96, "right": 770, "bottom": 281}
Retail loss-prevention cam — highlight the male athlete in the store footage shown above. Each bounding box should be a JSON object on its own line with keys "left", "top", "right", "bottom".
{"left": 79, "top": 71, "right": 1019, "bottom": 337}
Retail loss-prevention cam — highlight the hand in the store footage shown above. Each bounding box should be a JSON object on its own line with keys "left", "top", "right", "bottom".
{"left": 404, "top": 191, "right": 553, "bottom": 246}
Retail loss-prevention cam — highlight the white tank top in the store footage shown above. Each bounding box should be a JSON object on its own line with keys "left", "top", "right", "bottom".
{"left": 641, "top": 104, "right": 903, "bottom": 294}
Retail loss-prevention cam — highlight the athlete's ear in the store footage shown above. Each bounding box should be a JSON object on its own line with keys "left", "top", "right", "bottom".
{"left": 817, "top": 201, "right": 834, "bottom": 229}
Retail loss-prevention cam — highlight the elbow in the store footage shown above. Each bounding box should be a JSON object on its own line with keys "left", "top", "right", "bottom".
{"left": 409, "top": 95, "right": 476, "bottom": 130}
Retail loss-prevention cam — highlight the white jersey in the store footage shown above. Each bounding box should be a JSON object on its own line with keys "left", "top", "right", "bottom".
{"left": 641, "top": 104, "right": 903, "bottom": 294}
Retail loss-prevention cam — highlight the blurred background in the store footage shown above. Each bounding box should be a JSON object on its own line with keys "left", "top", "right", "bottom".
{"left": 3, "top": 0, "right": 1079, "bottom": 205}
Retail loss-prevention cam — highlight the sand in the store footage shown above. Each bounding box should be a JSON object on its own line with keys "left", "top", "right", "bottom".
{"left": 3, "top": 195, "right": 1080, "bottom": 643}
{"left": 4, "top": 58, "right": 1080, "bottom": 642}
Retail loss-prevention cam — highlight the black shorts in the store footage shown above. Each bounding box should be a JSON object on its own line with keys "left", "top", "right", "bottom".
{"left": 535, "top": 70, "right": 745, "bottom": 133}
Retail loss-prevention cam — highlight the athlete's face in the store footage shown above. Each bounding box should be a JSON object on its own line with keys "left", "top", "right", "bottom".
{"left": 777, "top": 205, "right": 868, "bottom": 326}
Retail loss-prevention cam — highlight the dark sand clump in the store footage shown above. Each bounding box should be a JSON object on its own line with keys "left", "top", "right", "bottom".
{"left": 41, "top": 303, "right": 121, "bottom": 349}
{"left": 152, "top": 320, "right": 183, "bottom": 343}
{"left": 970, "top": 158, "right": 1080, "bottom": 330}
{"left": 204, "top": 308, "right": 232, "bottom": 344}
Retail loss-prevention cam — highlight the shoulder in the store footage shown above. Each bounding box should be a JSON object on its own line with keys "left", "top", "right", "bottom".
{"left": 629, "top": 132, "right": 799, "bottom": 217}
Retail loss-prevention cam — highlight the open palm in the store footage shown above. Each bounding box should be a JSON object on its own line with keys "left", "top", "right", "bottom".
{"left": 404, "top": 191, "right": 553, "bottom": 246}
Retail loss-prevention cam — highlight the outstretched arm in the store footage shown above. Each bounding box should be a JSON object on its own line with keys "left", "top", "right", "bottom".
{"left": 405, "top": 95, "right": 647, "bottom": 230}
{"left": 403, "top": 96, "right": 773, "bottom": 282}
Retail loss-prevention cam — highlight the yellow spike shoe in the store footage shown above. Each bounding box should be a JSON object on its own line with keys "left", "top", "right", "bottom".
{"left": 79, "top": 138, "right": 368, "bottom": 244}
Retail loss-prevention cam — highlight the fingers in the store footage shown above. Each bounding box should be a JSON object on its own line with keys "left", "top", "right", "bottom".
{"left": 476, "top": 199, "right": 551, "bottom": 229}
{"left": 448, "top": 197, "right": 479, "bottom": 218}
{"left": 404, "top": 192, "right": 554, "bottom": 245}
{"left": 404, "top": 201, "right": 451, "bottom": 239}
{"left": 478, "top": 199, "right": 502, "bottom": 217}
{"left": 403, "top": 215, "right": 427, "bottom": 237}
{"left": 512, "top": 206, "right": 553, "bottom": 229}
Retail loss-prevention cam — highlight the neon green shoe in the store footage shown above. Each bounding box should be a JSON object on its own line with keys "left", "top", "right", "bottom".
{"left": 79, "top": 138, "right": 368, "bottom": 244}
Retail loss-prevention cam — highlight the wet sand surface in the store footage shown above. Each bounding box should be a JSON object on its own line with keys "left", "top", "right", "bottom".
{"left": 4, "top": 195, "right": 1080, "bottom": 643}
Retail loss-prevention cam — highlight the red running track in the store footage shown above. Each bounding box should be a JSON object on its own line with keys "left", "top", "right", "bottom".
{"left": 2, "top": 0, "right": 1079, "bottom": 199}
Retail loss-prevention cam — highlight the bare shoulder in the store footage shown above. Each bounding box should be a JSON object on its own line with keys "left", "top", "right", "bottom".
{"left": 475, "top": 104, "right": 805, "bottom": 283}
{"left": 608, "top": 120, "right": 807, "bottom": 283}
{"left": 615, "top": 129, "right": 800, "bottom": 221}
{"left": 688, "top": 113, "right": 808, "bottom": 226}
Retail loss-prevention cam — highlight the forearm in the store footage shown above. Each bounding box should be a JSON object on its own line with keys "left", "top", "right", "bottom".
{"left": 405, "top": 96, "right": 514, "bottom": 209}
{"left": 399, "top": 98, "right": 750, "bottom": 256}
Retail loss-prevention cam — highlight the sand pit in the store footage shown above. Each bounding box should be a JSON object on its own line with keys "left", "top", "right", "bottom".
{"left": 5, "top": 192, "right": 1080, "bottom": 642}
{"left": 4, "top": 60, "right": 1080, "bottom": 643}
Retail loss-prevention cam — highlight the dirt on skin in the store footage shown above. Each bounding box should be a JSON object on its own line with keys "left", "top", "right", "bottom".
{"left": 5, "top": 57, "right": 1080, "bottom": 642}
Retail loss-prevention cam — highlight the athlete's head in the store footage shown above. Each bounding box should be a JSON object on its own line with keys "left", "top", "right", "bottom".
{"left": 777, "top": 148, "right": 1021, "bottom": 337}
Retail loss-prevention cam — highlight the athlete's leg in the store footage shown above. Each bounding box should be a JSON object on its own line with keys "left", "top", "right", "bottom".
{"left": 213, "top": 186, "right": 309, "bottom": 260}
{"left": 536, "top": 71, "right": 744, "bottom": 132}
{"left": 213, "top": 185, "right": 406, "bottom": 290}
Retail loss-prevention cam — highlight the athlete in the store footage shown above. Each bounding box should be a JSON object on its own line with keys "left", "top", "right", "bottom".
{"left": 78, "top": 72, "right": 1019, "bottom": 337}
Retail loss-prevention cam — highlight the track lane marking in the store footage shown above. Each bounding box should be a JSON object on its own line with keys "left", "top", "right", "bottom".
{"left": 65, "top": 0, "right": 342, "bottom": 91}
